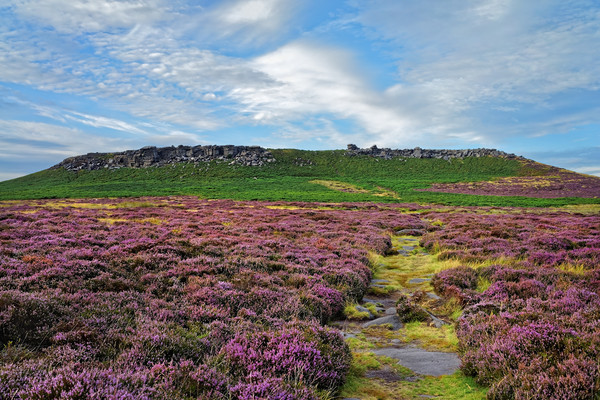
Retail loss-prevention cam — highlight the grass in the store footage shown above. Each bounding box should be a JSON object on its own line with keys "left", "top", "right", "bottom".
{"left": 401, "top": 322, "right": 458, "bottom": 352}
{"left": 1, "top": 149, "right": 598, "bottom": 207}
{"left": 340, "top": 340, "right": 486, "bottom": 400}
{"left": 340, "top": 373, "right": 487, "bottom": 400}
{"left": 399, "top": 372, "right": 488, "bottom": 400}
{"left": 345, "top": 303, "right": 372, "bottom": 320}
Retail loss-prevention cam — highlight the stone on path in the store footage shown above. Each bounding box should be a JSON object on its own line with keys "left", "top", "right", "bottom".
{"left": 355, "top": 305, "right": 374, "bottom": 319}
{"left": 426, "top": 292, "right": 441, "bottom": 300}
{"left": 363, "top": 315, "right": 403, "bottom": 330}
{"left": 408, "top": 278, "right": 431, "bottom": 284}
{"left": 341, "top": 331, "right": 357, "bottom": 339}
{"left": 370, "top": 284, "right": 388, "bottom": 289}
{"left": 371, "top": 279, "right": 390, "bottom": 284}
{"left": 372, "top": 347, "right": 460, "bottom": 376}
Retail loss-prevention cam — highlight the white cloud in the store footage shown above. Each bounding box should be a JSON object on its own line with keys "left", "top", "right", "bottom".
{"left": 203, "top": 0, "right": 303, "bottom": 45}
{"left": 12, "top": 0, "right": 168, "bottom": 33}
{"left": 222, "top": 0, "right": 280, "bottom": 24}
{"left": 237, "top": 41, "right": 419, "bottom": 145}
{"left": 0, "top": 172, "right": 26, "bottom": 182}
{"left": 65, "top": 111, "right": 149, "bottom": 135}
{"left": 0, "top": 120, "right": 123, "bottom": 160}
{"left": 353, "top": 0, "right": 600, "bottom": 142}
{"left": 146, "top": 130, "right": 209, "bottom": 146}
{"left": 575, "top": 166, "right": 600, "bottom": 177}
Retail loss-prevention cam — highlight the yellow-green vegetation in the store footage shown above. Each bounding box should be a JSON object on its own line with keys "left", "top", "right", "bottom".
{"left": 370, "top": 237, "right": 462, "bottom": 290}
{"left": 476, "top": 276, "right": 492, "bottom": 292}
{"left": 340, "top": 338, "right": 418, "bottom": 400}
{"left": 401, "top": 322, "right": 458, "bottom": 352}
{"left": 309, "top": 179, "right": 402, "bottom": 199}
{"left": 339, "top": 372, "right": 487, "bottom": 400}
{"left": 8, "top": 199, "right": 161, "bottom": 210}
{"left": 309, "top": 179, "right": 371, "bottom": 193}
{"left": 339, "top": 235, "right": 488, "bottom": 399}
{"left": 398, "top": 372, "right": 488, "bottom": 400}
{"left": 344, "top": 303, "right": 372, "bottom": 320}
{"left": 341, "top": 335, "right": 485, "bottom": 400}
{"left": 557, "top": 204, "right": 600, "bottom": 214}
{"left": 97, "top": 217, "right": 164, "bottom": 225}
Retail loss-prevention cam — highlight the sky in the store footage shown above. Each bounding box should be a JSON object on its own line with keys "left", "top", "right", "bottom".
{"left": 1, "top": 0, "right": 599, "bottom": 181}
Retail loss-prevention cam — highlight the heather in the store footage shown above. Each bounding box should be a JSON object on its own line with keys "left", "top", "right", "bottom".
{"left": 2, "top": 197, "right": 600, "bottom": 399}
{"left": 421, "top": 160, "right": 600, "bottom": 199}
{"left": 423, "top": 210, "right": 600, "bottom": 399}
{"left": 0, "top": 197, "right": 427, "bottom": 399}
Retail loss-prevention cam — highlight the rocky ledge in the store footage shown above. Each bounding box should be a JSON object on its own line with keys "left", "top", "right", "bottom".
{"left": 345, "top": 144, "right": 521, "bottom": 160}
{"left": 53, "top": 145, "right": 276, "bottom": 171}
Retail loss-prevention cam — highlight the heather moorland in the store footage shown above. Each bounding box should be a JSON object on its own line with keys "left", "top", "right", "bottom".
{"left": 0, "top": 195, "right": 598, "bottom": 399}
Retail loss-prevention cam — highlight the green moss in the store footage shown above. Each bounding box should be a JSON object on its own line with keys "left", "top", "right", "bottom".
{"left": 399, "top": 371, "right": 488, "bottom": 399}
{"left": 344, "top": 303, "right": 371, "bottom": 320}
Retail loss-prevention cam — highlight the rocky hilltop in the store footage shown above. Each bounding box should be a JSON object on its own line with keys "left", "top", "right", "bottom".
{"left": 52, "top": 144, "right": 522, "bottom": 172}
{"left": 345, "top": 144, "right": 521, "bottom": 160}
{"left": 53, "top": 145, "right": 276, "bottom": 171}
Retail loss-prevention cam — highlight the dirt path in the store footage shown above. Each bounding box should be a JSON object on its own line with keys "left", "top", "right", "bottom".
{"left": 335, "top": 236, "right": 486, "bottom": 400}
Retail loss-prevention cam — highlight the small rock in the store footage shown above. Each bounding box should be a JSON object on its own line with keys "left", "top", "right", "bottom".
{"left": 426, "top": 292, "right": 441, "bottom": 300}
{"left": 408, "top": 278, "right": 431, "bottom": 284}
{"left": 385, "top": 307, "right": 397, "bottom": 315}
{"left": 355, "top": 305, "right": 374, "bottom": 319}
{"left": 362, "top": 298, "right": 384, "bottom": 307}
{"left": 365, "top": 367, "right": 408, "bottom": 382}
{"left": 363, "top": 315, "right": 403, "bottom": 331}
{"left": 370, "top": 284, "right": 388, "bottom": 289}
{"left": 371, "top": 279, "right": 390, "bottom": 284}
{"left": 372, "top": 347, "right": 460, "bottom": 376}
{"left": 428, "top": 314, "right": 447, "bottom": 329}
{"left": 341, "top": 332, "right": 357, "bottom": 339}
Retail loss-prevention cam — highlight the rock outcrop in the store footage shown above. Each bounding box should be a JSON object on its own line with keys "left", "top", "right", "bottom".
{"left": 52, "top": 144, "right": 523, "bottom": 172}
{"left": 345, "top": 144, "right": 521, "bottom": 160}
{"left": 53, "top": 145, "right": 276, "bottom": 171}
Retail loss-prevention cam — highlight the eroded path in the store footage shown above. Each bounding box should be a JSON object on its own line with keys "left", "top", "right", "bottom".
{"left": 334, "top": 236, "right": 486, "bottom": 400}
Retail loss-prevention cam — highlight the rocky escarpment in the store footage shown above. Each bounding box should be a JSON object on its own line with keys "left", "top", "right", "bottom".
{"left": 52, "top": 144, "right": 524, "bottom": 172}
{"left": 53, "top": 145, "right": 276, "bottom": 171}
{"left": 345, "top": 144, "right": 522, "bottom": 160}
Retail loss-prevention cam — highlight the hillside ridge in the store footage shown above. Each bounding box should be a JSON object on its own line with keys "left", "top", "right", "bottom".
{"left": 52, "top": 144, "right": 523, "bottom": 172}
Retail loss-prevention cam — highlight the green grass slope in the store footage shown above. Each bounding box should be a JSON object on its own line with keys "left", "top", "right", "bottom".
{"left": 1, "top": 149, "right": 598, "bottom": 207}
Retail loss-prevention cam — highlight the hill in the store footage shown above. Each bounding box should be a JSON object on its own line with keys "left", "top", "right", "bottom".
{"left": 1, "top": 144, "right": 599, "bottom": 207}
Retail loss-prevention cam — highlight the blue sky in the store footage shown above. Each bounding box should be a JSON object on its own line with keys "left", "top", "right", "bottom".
{"left": 1, "top": 0, "right": 599, "bottom": 181}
